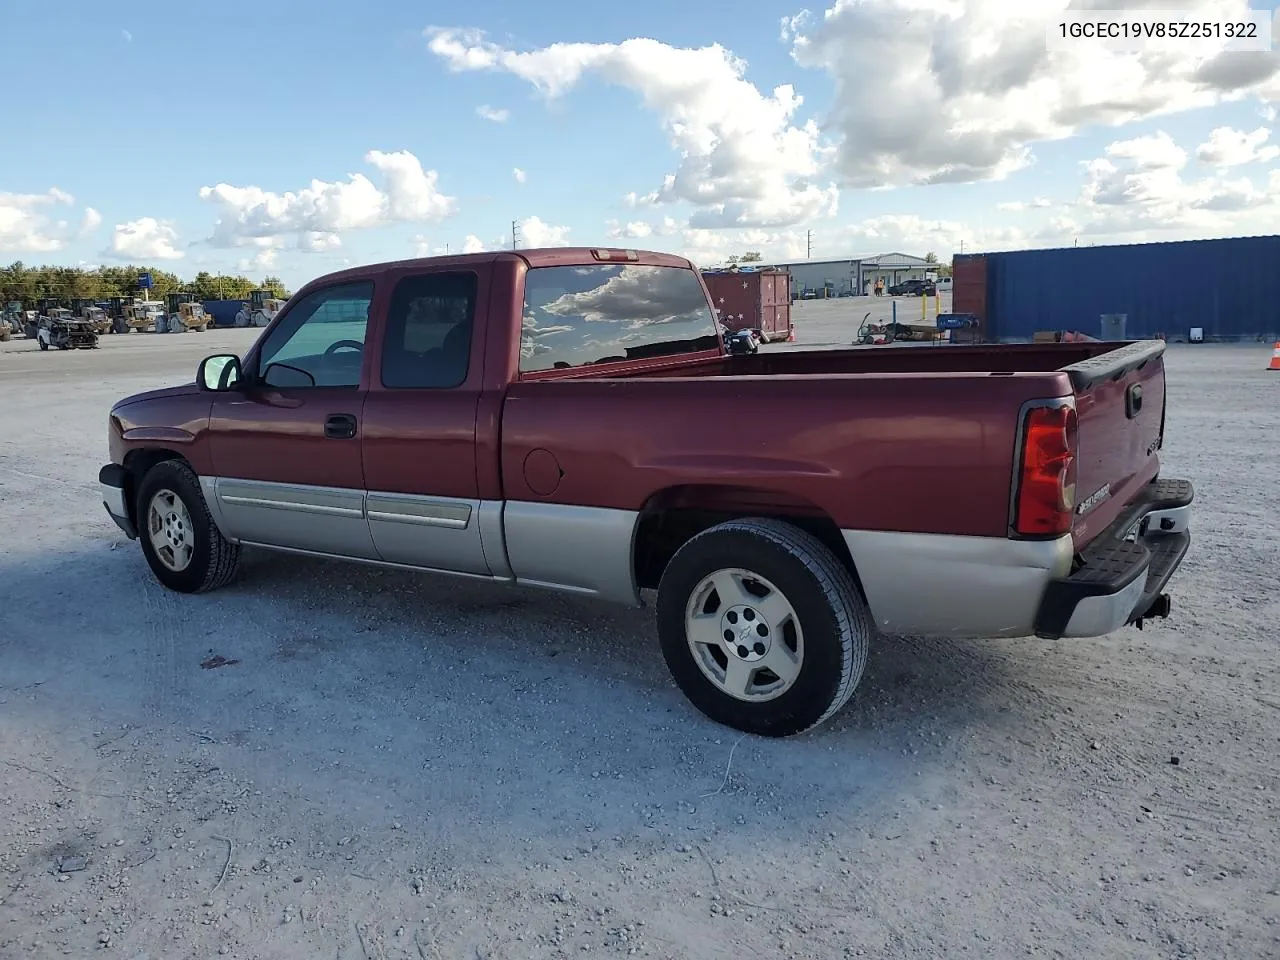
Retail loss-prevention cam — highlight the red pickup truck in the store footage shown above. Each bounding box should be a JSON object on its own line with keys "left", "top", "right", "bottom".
{"left": 100, "top": 248, "right": 1193, "bottom": 737}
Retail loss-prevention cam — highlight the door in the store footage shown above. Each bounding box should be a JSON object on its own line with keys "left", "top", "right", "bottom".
{"left": 360, "top": 267, "right": 494, "bottom": 576}
{"left": 207, "top": 279, "right": 379, "bottom": 559}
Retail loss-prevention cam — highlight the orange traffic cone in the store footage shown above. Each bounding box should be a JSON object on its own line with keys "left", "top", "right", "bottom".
{"left": 1269, "top": 342, "right": 1280, "bottom": 371}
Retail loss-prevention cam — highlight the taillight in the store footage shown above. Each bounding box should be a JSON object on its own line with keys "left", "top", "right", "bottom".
{"left": 590, "top": 248, "right": 640, "bottom": 262}
{"left": 1014, "top": 403, "right": 1078, "bottom": 537}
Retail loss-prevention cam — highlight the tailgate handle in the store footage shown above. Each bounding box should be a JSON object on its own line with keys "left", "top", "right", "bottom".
{"left": 1126, "top": 384, "right": 1143, "bottom": 419}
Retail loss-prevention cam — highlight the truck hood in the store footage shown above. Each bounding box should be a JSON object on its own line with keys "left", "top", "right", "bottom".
{"left": 112, "top": 383, "right": 199, "bottom": 412}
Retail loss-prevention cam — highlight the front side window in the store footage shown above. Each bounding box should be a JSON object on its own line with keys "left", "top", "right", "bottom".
{"left": 256, "top": 281, "right": 373, "bottom": 388}
{"left": 380, "top": 271, "right": 477, "bottom": 388}
{"left": 520, "top": 264, "right": 719, "bottom": 373}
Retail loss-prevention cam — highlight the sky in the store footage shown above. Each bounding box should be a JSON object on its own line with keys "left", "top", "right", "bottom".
{"left": 3, "top": 0, "right": 1280, "bottom": 290}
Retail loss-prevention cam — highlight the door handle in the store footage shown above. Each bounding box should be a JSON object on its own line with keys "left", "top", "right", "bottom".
{"left": 324, "top": 414, "right": 357, "bottom": 439}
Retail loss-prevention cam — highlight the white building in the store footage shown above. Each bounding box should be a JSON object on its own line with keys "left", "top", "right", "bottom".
{"left": 768, "top": 253, "right": 936, "bottom": 297}
{"left": 857, "top": 253, "right": 935, "bottom": 294}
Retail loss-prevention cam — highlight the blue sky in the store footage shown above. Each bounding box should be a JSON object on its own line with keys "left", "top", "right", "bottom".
{"left": 3, "top": 0, "right": 1279, "bottom": 290}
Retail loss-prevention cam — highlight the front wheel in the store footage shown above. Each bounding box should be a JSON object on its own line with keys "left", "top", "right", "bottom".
{"left": 136, "top": 460, "right": 240, "bottom": 593}
{"left": 655, "top": 518, "right": 873, "bottom": 737}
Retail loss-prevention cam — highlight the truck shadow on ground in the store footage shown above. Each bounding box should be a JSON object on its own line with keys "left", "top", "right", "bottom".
{"left": 233, "top": 545, "right": 1040, "bottom": 715}
{"left": 0, "top": 535, "right": 1170, "bottom": 959}
{"left": 3, "top": 537, "right": 1054, "bottom": 758}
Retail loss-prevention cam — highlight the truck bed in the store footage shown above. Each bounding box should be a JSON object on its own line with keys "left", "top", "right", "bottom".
{"left": 503, "top": 339, "right": 1166, "bottom": 548}
{"left": 612, "top": 340, "right": 1143, "bottom": 381}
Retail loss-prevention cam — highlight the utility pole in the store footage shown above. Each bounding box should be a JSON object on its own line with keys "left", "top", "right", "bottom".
{"left": 806, "top": 230, "right": 813, "bottom": 259}
{"left": 512, "top": 220, "right": 520, "bottom": 250}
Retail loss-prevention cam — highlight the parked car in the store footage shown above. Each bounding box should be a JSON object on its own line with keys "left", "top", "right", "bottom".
{"left": 99, "top": 248, "right": 1193, "bottom": 737}
{"left": 888, "top": 278, "right": 936, "bottom": 297}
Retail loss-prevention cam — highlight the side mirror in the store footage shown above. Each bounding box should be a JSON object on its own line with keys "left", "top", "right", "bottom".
{"left": 197, "top": 354, "right": 242, "bottom": 391}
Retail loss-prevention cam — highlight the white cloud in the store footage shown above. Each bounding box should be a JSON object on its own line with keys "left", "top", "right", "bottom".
{"left": 677, "top": 226, "right": 806, "bottom": 267}
{"left": 426, "top": 6, "right": 1280, "bottom": 224}
{"left": 426, "top": 28, "right": 838, "bottom": 229}
{"left": 623, "top": 190, "right": 659, "bottom": 208}
{"left": 513, "top": 167, "right": 527, "bottom": 184}
{"left": 617, "top": 124, "right": 1280, "bottom": 265}
{"left": 1196, "top": 126, "right": 1280, "bottom": 167}
{"left": 516, "top": 215, "right": 571, "bottom": 247}
{"left": 1108, "top": 130, "right": 1189, "bottom": 171}
{"left": 198, "top": 148, "right": 457, "bottom": 249}
{"left": 838, "top": 214, "right": 1027, "bottom": 256}
{"left": 79, "top": 207, "right": 102, "bottom": 236}
{"left": 683, "top": 216, "right": 1021, "bottom": 267}
{"left": 476, "top": 105, "right": 510, "bottom": 122}
{"left": 461, "top": 235, "right": 486, "bottom": 254}
{"left": 237, "top": 247, "right": 278, "bottom": 273}
{"left": 412, "top": 234, "right": 433, "bottom": 257}
{"left": 783, "top": 0, "right": 1280, "bottom": 188}
{"left": 1059, "top": 129, "right": 1280, "bottom": 240}
{"left": 997, "top": 198, "right": 1052, "bottom": 212}
{"left": 0, "top": 187, "right": 82, "bottom": 253}
{"left": 106, "top": 217, "right": 184, "bottom": 260}
{"left": 299, "top": 231, "right": 341, "bottom": 252}
{"left": 365, "top": 149, "right": 456, "bottom": 221}
{"left": 605, "top": 220, "right": 654, "bottom": 240}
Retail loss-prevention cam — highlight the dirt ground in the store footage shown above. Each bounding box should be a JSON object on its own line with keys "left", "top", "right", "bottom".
{"left": 0, "top": 327, "right": 1277, "bottom": 960}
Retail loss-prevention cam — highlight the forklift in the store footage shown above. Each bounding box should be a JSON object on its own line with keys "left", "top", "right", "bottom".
{"left": 105, "top": 296, "right": 133, "bottom": 334}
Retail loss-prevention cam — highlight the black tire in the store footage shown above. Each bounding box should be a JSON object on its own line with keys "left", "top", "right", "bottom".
{"left": 135, "top": 459, "right": 240, "bottom": 593}
{"left": 655, "top": 518, "right": 873, "bottom": 737}
{"left": 39, "top": 339, "right": 48, "bottom": 350}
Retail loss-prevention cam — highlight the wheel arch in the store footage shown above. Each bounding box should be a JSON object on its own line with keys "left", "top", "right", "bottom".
{"left": 121, "top": 448, "right": 190, "bottom": 529}
{"left": 631, "top": 483, "right": 864, "bottom": 597}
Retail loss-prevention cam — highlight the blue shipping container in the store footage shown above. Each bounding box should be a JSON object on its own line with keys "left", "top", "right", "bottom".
{"left": 203, "top": 299, "right": 249, "bottom": 327}
{"left": 973, "top": 235, "right": 1280, "bottom": 342}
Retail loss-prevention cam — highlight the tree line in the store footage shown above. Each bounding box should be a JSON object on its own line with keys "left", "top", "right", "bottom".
{"left": 0, "top": 262, "right": 289, "bottom": 306}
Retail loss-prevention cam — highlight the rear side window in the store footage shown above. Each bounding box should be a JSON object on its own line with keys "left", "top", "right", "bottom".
{"left": 520, "top": 264, "right": 719, "bottom": 372}
{"left": 381, "top": 271, "right": 477, "bottom": 388}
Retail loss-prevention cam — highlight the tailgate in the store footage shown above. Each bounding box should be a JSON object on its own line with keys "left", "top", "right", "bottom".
{"left": 1062, "top": 341, "right": 1167, "bottom": 548}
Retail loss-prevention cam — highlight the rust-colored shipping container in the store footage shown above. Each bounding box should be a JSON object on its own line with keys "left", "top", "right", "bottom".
{"left": 952, "top": 254, "right": 987, "bottom": 339}
{"left": 701, "top": 268, "right": 793, "bottom": 343}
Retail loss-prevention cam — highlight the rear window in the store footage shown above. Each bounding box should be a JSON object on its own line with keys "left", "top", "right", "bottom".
{"left": 519, "top": 264, "right": 720, "bottom": 372}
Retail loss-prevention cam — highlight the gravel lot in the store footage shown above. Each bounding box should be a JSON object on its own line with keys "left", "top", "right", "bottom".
{"left": 1, "top": 325, "right": 1277, "bottom": 960}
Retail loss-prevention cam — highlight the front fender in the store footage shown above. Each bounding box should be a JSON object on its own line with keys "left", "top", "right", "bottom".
{"left": 109, "top": 393, "right": 215, "bottom": 475}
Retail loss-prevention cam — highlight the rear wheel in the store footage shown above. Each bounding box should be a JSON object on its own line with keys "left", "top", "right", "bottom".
{"left": 655, "top": 518, "right": 873, "bottom": 737}
{"left": 136, "top": 460, "right": 240, "bottom": 593}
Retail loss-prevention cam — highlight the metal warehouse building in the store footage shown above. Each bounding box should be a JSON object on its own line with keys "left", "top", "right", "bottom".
{"left": 953, "top": 234, "right": 1280, "bottom": 342}
{"left": 771, "top": 253, "right": 934, "bottom": 297}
